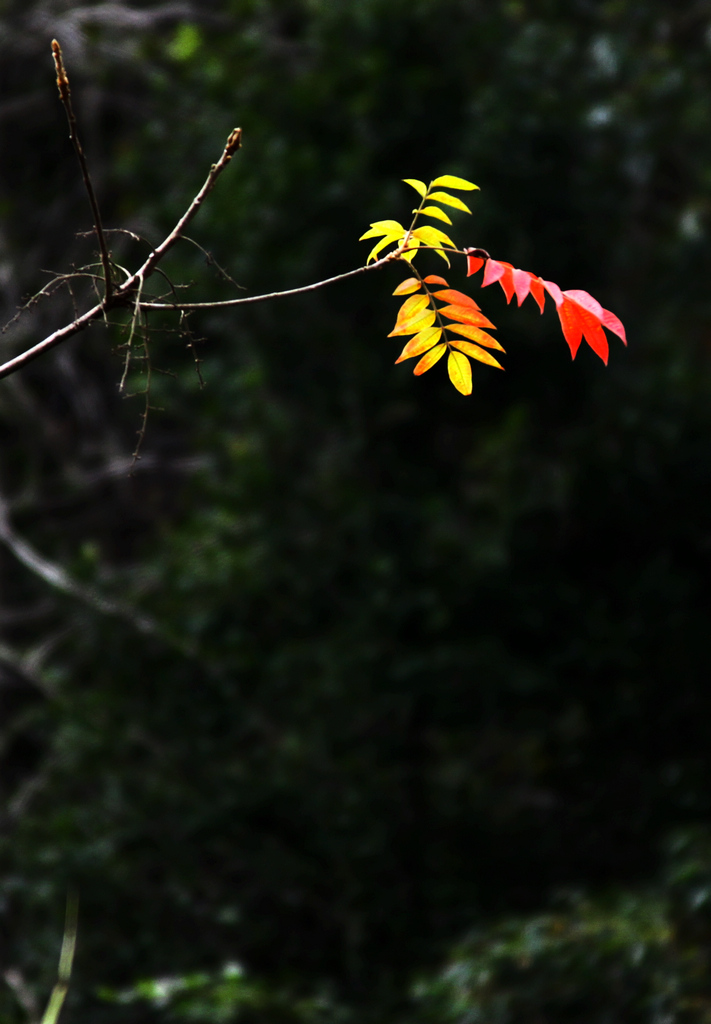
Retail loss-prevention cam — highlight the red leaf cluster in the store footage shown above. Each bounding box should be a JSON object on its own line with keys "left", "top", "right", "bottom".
{"left": 466, "top": 254, "right": 626, "bottom": 365}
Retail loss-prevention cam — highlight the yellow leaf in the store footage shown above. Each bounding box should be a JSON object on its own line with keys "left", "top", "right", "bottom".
{"left": 388, "top": 294, "right": 429, "bottom": 333}
{"left": 450, "top": 339, "right": 504, "bottom": 369}
{"left": 388, "top": 308, "right": 436, "bottom": 336}
{"left": 413, "top": 343, "right": 446, "bottom": 375}
{"left": 446, "top": 324, "right": 503, "bottom": 350}
{"left": 367, "top": 233, "right": 403, "bottom": 263}
{"left": 400, "top": 236, "right": 421, "bottom": 262}
{"left": 427, "top": 191, "right": 472, "bottom": 214}
{"left": 412, "top": 225, "right": 456, "bottom": 249}
{"left": 417, "top": 205, "right": 453, "bottom": 225}
{"left": 402, "top": 178, "right": 428, "bottom": 197}
{"left": 364, "top": 219, "right": 406, "bottom": 237}
{"left": 447, "top": 349, "right": 473, "bottom": 394}
{"left": 431, "top": 175, "right": 479, "bottom": 191}
{"left": 392, "top": 277, "right": 421, "bottom": 296}
{"left": 395, "top": 327, "right": 442, "bottom": 363}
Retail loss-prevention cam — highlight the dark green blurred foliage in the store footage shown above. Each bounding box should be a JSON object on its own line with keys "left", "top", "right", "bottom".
{"left": 2, "top": 1, "right": 711, "bottom": 1022}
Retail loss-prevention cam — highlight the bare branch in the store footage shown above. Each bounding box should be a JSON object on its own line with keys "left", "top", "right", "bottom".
{"left": 51, "top": 40, "right": 113, "bottom": 300}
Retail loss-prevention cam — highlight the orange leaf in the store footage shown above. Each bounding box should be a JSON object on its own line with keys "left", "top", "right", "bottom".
{"left": 447, "top": 349, "right": 473, "bottom": 394}
{"left": 395, "top": 327, "right": 442, "bottom": 363}
{"left": 423, "top": 274, "right": 449, "bottom": 286}
{"left": 450, "top": 339, "right": 504, "bottom": 370}
{"left": 413, "top": 343, "right": 446, "bottom": 375}
{"left": 432, "top": 289, "right": 481, "bottom": 311}
{"left": 447, "top": 324, "right": 504, "bottom": 351}
{"left": 392, "top": 278, "right": 421, "bottom": 296}
{"left": 437, "top": 304, "right": 497, "bottom": 329}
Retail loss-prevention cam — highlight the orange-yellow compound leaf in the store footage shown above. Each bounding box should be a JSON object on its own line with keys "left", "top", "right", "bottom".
{"left": 423, "top": 275, "right": 449, "bottom": 286}
{"left": 447, "top": 323, "right": 504, "bottom": 351}
{"left": 393, "top": 278, "right": 421, "bottom": 296}
{"left": 450, "top": 339, "right": 504, "bottom": 369}
{"left": 432, "top": 289, "right": 481, "bottom": 311}
{"left": 388, "top": 308, "right": 437, "bottom": 337}
{"left": 437, "top": 304, "right": 496, "bottom": 329}
{"left": 427, "top": 191, "right": 472, "bottom": 214}
{"left": 447, "top": 349, "right": 473, "bottom": 395}
{"left": 418, "top": 205, "right": 453, "bottom": 225}
{"left": 431, "top": 175, "right": 479, "bottom": 191}
{"left": 395, "top": 327, "right": 442, "bottom": 363}
{"left": 413, "top": 343, "right": 446, "bottom": 375}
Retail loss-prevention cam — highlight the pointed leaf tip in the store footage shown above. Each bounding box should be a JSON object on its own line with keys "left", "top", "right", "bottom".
{"left": 431, "top": 175, "right": 479, "bottom": 191}
{"left": 403, "top": 178, "right": 428, "bottom": 197}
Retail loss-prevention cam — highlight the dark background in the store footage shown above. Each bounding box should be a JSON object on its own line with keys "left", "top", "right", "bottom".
{"left": 2, "top": 1, "right": 711, "bottom": 1021}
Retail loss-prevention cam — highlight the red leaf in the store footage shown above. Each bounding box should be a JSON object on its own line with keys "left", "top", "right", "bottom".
{"left": 529, "top": 276, "right": 546, "bottom": 313}
{"left": 564, "top": 289, "right": 604, "bottom": 319}
{"left": 557, "top": 296, "right": 584, "bottom": 358}
{"left": 466, "top": 254, "right": 485, "bottom": 276}
{"left": 542, "top": 279, "right": 564, "bottom": 307}
{"left": 482, "top": 260, "right": 515, "bottom": 302}
{"left": 512, "top": 269, "right": 532, "bottom": 306}
{"left": 432, "top": 289, "right": 481, "bottom": 311}
{"left": 601, "top": 308, "right": 627, "bottom": 346}
{"left": 578, "top": 306, "right": 609, "bottom": 365}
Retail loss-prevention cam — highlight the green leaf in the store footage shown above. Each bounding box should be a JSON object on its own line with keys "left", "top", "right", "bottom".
{"left": 427, "top": 191, "right": 472, "bottom": 214}
{"left": 447, "top": 349, "right": 473, "bottom": 394}
{"left": 395, "top": 327, "right": 442, "bottom": 363}
{"left": 417, "top": 205, "right": 453, "bottom": 225}
{"left": 402, "top": 178, "right": 428, "bottom": 198}
{"left": 413, "top": 342, "right": 447, "bottom": 375}
{"left": 431, "top": 175, "right": 479, "bottom": 191}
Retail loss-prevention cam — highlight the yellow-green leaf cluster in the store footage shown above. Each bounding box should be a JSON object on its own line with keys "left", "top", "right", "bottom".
{"left": 359, "top": 173, "right": 479, "bottom": 265}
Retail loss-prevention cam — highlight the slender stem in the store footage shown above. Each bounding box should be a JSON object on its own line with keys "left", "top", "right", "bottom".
{"left": 137, "top": 253, "right": 398, "bottom": 310}
{"left": 51, "top": 40, "right": 113, "bottom": 300}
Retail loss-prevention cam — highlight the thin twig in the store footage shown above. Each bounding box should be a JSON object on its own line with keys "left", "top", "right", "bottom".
{"left": 136, "top": 255, "right": 399, "bottom": 310}
{"left": 51, "top": 40, "right": 113, "bottom": 300}
{"left": 133, "top": 126, "right": 243, "bottom": 283}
